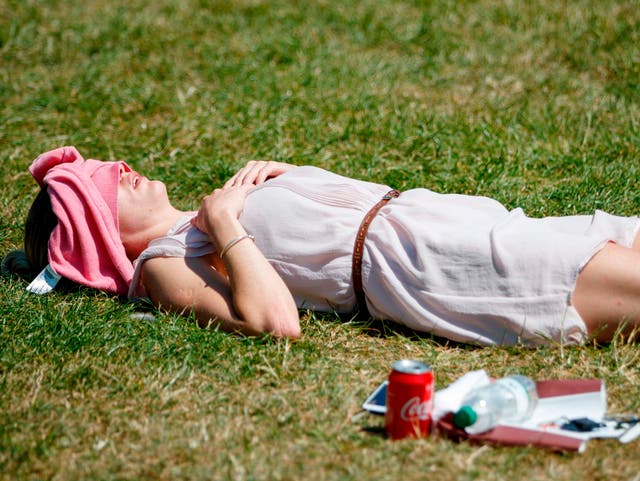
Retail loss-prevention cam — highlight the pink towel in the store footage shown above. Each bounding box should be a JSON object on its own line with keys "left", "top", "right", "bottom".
{"left": 29, "top": 146, "right": 134, "bottom": 295}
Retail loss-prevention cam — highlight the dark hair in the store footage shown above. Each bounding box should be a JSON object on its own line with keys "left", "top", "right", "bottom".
{"left": 25, "top": 187, "right": 58, "bottom": 273}
{"left": 2, "top": 187, "right": 78, "bottom": 291}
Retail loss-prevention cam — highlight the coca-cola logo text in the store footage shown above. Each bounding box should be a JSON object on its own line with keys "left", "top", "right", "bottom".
{"left": 400, "top": 396, "right": 431, "bottom": 421}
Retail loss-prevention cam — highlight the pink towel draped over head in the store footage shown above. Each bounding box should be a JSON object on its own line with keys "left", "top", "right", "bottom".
{"left": 29, "top": 146, "right": 134, "bottom": 295}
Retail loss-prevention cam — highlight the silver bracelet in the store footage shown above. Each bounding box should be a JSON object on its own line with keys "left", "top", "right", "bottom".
{"left": 219, "top": 234, "right": 255, "bottom": 259}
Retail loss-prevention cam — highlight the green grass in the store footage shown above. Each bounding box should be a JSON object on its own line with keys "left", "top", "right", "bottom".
{"left": 1, "top": 0, "right": 640, "bottom": 479}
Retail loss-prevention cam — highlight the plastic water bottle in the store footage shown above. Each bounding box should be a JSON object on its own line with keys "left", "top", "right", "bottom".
{"left": 453, "top": 375, "right": 538, "bottom": 434}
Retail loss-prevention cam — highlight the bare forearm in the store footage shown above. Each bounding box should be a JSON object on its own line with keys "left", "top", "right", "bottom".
{"left": 226, "top": 245, "right": 300, "bottom": 338}
{"left": 142, "top": 255, "right": 297, "bottom": 339}
{"left": 190, "top": 181, "right": 300, "bottom": 338}
{"left": 208, "top": 213, "right": 300, "bottom": 338}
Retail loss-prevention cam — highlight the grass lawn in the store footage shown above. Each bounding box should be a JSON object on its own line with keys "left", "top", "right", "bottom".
{"left": 1, "top": 0, "right": 639, "bottom": 479}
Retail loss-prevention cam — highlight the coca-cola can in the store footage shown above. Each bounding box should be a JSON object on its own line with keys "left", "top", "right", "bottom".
{"left": 384, "top": 359, "right": 434, "bottom": 440}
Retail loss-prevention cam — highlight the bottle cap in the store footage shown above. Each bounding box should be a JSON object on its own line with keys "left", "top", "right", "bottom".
{"left": 453, "top": 406, "right": 477, "bottom": 428}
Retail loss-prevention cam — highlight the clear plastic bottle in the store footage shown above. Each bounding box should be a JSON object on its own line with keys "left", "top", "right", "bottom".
{"left": 453, "top": 375, "right": 538, "bottom": 434}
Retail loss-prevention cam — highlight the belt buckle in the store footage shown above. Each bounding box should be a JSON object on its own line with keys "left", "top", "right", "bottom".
{"left": 382, "top": 190, "right": 400, "bottom": 200}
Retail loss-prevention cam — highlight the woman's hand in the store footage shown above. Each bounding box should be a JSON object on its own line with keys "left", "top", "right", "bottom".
{"left": 224, "top": 160, "right": 297, "bottom": 188}
{"left": 191, "top": 184, "right": 253, "bottom": 239}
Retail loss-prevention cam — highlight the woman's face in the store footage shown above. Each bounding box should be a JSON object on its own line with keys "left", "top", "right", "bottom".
{"left": 116, "top": 164, "right": 171, "bottom": 234}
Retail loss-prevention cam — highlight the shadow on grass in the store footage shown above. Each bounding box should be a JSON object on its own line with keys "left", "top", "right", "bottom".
{"left": 340, "top": 310, "right": 482, "bottom": 350}
{"left": 360, "top": 425, "right": 387, "bottom": 438}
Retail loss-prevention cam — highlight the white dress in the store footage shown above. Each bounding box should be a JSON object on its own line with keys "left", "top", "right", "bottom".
{"left": 130, "top": 166, "right": 640, "bottom": 346}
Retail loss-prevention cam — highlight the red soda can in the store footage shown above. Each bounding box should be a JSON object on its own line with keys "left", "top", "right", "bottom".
{"left": 384, "top": 359, "right": 434, "bottom": 440}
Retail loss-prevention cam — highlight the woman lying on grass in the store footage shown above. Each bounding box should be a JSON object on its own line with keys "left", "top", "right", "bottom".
{"left": 3, "top": 146, "right": 640, "bottom": 346}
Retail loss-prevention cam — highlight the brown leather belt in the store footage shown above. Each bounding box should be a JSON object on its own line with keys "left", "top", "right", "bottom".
{"left": 352, "top": 189, "right": 401, "bottom": 314}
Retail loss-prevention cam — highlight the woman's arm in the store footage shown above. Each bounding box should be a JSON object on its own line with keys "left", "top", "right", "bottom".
{"left": 140, "top": 182, "right": 301, "bottom": 339}
{"left": 140, "top": 255, "right": 300, "bottom": 338}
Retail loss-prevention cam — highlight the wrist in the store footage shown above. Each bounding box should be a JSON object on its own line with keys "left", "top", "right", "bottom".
{"left": 203, "top": 209, "right": 241, "bottom": 240}
{"left": 211, "top": 221, "right": 249, "bottom": 253}
{"left": 219, "top": 234, "right": 255, "bottom": 259}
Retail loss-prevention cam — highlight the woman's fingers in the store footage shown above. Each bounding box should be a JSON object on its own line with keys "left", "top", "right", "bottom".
{"left": 224, "top": 160, "right": 264, "bottom": 187}
{"left": 191, "top": 184, "right": 253, "bottom": 233}
{"left": 224, "top": 160, "right": 296, "bottom": 188}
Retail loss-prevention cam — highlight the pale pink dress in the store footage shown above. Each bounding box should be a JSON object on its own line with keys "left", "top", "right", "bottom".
{"left": 130, "top": 166, "right": 640, "bottom": 346}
